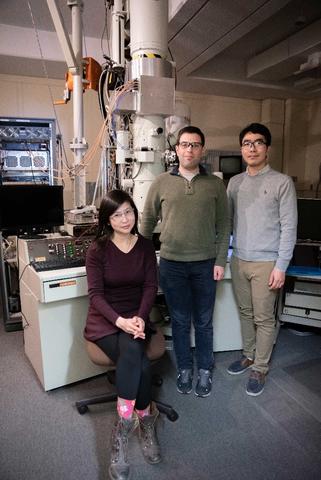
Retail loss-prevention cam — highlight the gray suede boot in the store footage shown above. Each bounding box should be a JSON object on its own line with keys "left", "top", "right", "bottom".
{"left": 109, "top": 415, "right": 138, "bottom": 480}
{"left": 138, "top": 403, "right": 162, "bottom": 464}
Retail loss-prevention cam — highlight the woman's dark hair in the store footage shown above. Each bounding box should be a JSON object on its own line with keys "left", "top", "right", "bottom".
{"left": 239, "top": 123, "right": 272, "bottom": 147}
{"left": 95, "top": 189, "right": 138, "bottom": 245}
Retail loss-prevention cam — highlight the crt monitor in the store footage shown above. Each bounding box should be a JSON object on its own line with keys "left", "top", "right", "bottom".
{"left": 0, "top": 184, "right": 64, "bottom": 235}
{"left": 219, "top": 155, "right": 244, "bottom": 180}
{"left": 297, "top": 198, "right": 321, "bottom": 242}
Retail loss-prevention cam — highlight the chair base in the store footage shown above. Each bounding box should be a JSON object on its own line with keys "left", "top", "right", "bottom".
{"left": 76, "top": 391, "right": 118, "bottom": 415}
{"left": 75, "top": 389, "right": 178, "bottom": 422}
{"left": 154, "top": 400, "right": 179, "bottom": 421}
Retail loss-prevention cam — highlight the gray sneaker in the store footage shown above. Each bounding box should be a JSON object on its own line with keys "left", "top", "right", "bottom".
{"left": 176, "top": 369, "right": 193, "bottom": 394}
{"left": 246, "top": 370, "right": 266, "bottom": 396}
{"left": 227, "top": 356, "right": 254, "bottom": 375}
{"left": 195, "top": 369, "right": 212, "bottom": 397}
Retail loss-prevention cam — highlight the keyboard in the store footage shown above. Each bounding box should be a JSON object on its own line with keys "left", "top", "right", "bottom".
{"left": 31, "top": 257, "right": 86, "bottom": 272}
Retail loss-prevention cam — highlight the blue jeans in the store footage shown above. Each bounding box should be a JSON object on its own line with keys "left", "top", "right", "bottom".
{"left": 159, "top": 258, "right": 216, "bottom": 371}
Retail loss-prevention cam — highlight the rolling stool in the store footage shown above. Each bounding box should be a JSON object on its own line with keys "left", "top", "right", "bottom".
{"left": 75, "top": 326, "right": 178, "bottom": 422}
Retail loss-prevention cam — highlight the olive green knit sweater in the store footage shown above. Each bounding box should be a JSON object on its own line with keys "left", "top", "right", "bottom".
{"left": 140, "top": 168, "right": 230, "bottom": 267}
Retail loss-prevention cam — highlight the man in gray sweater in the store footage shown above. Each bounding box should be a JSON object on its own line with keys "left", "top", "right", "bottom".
{"left": 227, "top": 123, "right": 297, "bottom": 396}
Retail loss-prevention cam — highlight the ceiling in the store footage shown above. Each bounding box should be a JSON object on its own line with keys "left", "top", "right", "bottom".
{"left": 1, "top": 0, "right": 321, "bottom": 100}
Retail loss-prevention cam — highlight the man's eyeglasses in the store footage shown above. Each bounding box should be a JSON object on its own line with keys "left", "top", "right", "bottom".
{"left": 241, "top": 140, "right": 267, "bottom": 149}
{"left": 178, "top": 141, "right": 203, "bottom": 150}
{"left": 110, "top": 208, "right": 135, "bottom": 221}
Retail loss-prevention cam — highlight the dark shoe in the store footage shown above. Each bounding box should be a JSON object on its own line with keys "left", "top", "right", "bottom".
{"left": 246, "top": 370, "right": 266, "bottom": 396}
{"left": 176, "top": 368, "right": 193, "bottom": 394}
{"left": 195, "top": 369, "right": 212, "bottom": 397}
{"left": 227, "top": 355, "right": 254, "bottom": 375}
{"left": 109, "top": 415, "right": 138, "bottom": 480}
{"left": 138, "top": 403, "right": 162, "bottom": 464}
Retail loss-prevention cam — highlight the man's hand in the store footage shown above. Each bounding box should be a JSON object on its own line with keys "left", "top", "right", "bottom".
{"left": 213, "top": 266, "right": 225, "bottom": 281}
{"left": 268, "top": 267, "right": 285, "bottom": 290}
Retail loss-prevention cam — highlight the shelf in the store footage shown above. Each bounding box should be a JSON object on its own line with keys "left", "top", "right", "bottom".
{"left": 4, "top": 312, "right": 23, "bottom": 332}
{"left": 279, "top": 313, "right": 321, "bottom": 329}
{"left": 279, "top": 268, "right": 321, "bottom": 330}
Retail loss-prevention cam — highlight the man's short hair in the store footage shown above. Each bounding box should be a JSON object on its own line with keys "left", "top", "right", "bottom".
{"left": 239, "top": 123, "right": 272, "bottom": 147}
{"left": 177, "top": 126, "right": 205, "bottom": 146}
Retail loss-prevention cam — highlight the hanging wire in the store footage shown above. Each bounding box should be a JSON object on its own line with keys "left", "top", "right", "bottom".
{"left": 101, "top": 0, "right": 111, "bottom": 58}
{"left": 71, "top": 79, "right": 138, "bottom": 192}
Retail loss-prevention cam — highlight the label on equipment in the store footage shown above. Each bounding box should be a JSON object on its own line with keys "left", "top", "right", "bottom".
{"left": 49, "top": 280, "right": 77, "bottom": 288}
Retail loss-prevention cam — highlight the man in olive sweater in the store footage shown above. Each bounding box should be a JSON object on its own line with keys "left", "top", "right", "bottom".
{"left": 140, "top": 126, "right": 230, "bottom": 397}
{"left": 227, "top": 123, "right": 297, "bottom": 396}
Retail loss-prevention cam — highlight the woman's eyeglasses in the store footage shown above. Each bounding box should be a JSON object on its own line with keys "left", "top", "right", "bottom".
{"left": 110, "top": 208, "right": 135, "bottom": 221}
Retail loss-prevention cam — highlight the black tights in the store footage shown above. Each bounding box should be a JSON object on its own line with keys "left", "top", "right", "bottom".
{"left": 95, "top": 331, "right": 151, "bottom": 410}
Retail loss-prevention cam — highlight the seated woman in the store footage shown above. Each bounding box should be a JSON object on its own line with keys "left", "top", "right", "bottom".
{"left": 84, "top": 189, "right": 161, "bottom": 480}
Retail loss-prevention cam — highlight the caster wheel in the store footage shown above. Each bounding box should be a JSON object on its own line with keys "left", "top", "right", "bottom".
{"left": 167, "top": 411, "right": 179, "bottom": 422}
{"left": 77, "top": 405, "right": 89, "bottom": 415}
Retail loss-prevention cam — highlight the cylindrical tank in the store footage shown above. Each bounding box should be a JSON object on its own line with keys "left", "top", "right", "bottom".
{"left": 130, "top": 0, "right": 168, "bottom": 58}
{"left": 111, "top": 0, "right": 125, "bottom": 66}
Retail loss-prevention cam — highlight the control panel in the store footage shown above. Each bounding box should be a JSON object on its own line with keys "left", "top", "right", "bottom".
{"left": 25, "top": 236, "right": 93, "bottom": 264}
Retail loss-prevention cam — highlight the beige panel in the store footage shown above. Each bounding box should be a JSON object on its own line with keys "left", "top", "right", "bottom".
{"left": 283, "top": 98, "right": 309, "bottom": 181}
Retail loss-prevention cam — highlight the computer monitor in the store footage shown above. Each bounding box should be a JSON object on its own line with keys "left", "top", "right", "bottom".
{"left": 0, "top": 184, "right": 64, "bottom": 235}
{"left": 297, "top": 198, "right": 321, "bottom": 242}
{"left": 219, "top": 155, "right": 244, "bottom": 180}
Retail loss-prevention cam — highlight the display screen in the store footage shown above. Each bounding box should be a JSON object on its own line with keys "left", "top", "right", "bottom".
{"left": 297, "top": 198, "right": 321, "bottom": 242}
{"left": 0, "top": 184, "right": 64, "bottom": 234}
{"left": 219, "top": 155, "right": 243, "bottom": 176}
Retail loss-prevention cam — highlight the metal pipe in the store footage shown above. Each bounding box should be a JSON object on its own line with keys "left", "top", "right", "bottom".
{"left": 111, "top": 0, "right": 125, "bottom": 66}
{"left": 70, "top": 0, "right": 87, "bottom": 207}
{"left": 130, "top": 0, "right": 168, "bottom": 58}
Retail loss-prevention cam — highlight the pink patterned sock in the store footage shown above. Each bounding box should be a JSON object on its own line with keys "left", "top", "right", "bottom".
{"left": 135, "top": 405, "right": 150, "bottom": 418}
{"left": 117, "top": 397, "right": 135, "bottom": 419}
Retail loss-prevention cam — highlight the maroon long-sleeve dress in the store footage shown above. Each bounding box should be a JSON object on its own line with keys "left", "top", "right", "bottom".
{"left": 84, "top": 234, "right": 158, "bottom": 341}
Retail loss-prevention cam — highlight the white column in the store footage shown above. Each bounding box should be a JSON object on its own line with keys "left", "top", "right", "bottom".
{"left": 71, "top": 1, "right": 87, "bottom": 208}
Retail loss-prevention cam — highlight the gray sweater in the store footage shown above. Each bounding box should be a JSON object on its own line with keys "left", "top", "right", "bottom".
{"left": 227, "top": 165, "right": 297, "bottom": 271}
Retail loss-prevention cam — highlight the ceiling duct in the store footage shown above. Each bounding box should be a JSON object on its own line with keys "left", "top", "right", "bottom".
{"left": 293, "top": 52, "right": 321, "bottom": 90}
{"left": 294, "top": 51, "right": 321, "bottom": 74}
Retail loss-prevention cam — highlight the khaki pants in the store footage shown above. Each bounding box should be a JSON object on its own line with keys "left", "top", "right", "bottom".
{"left": 230, "top": 256, "right": 278, "bottom": 374}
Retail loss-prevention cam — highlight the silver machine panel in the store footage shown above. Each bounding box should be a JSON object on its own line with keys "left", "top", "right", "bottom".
{"left": 0, "top": 117, "right": 56, "bottom": 184}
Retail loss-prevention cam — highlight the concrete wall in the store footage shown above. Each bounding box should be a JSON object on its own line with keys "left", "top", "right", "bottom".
{"left": 283, "top": 97, "right": 321, "bottom": 195}
{"left": 283, "top": 99, "right": 309, "bottom": 181}
{"left": 176, "top": 91, "right": 261, "bottom": 151}
{"left": 306, "top": 99, "right": 321, "bottom": 191}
